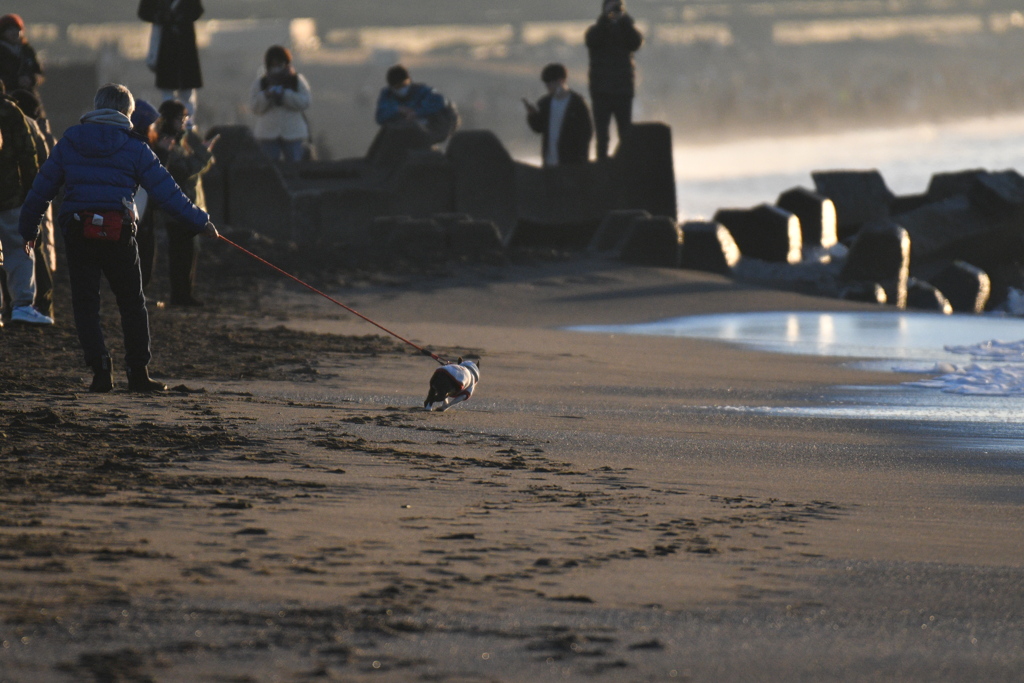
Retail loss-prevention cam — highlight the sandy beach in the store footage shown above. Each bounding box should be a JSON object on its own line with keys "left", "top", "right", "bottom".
{"left": 1, "top": 244, "right": 1022, "bottom": 682}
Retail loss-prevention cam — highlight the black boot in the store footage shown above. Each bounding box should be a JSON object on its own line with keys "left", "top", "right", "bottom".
{"left": 90, "top": 356, "right": 113, "bottom": 393}
{"left": 127, "top": 366, "right": 167, "bottom": 393}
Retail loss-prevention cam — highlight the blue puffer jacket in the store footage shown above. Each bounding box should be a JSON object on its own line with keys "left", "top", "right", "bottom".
{"left": 19, "top": 109, "right": 209, "bottom": 242}
{"left": 374, "top": 83, "right": 445, "bottom": 126}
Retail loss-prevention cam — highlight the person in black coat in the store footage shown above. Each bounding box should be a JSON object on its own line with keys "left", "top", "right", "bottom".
{"left": 0, "top": 15, "right": 45, "bottom": 124}
{"left": 585, "top": 0, "right": 643, "bottom": 160}
{"left": 523, "top": 63, "right": 593, "bottom": 167}
{"left": 138, "top": 0, "right": 204, "bottom": 118}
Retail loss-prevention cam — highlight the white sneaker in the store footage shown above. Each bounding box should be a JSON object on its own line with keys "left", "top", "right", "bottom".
{"left": 12, "top": 306, "right": 54, "bottom": 325}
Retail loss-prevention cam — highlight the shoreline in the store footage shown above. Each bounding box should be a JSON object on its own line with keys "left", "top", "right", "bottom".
{"left": 1, "top": 254, "right": 1021, "bottom": 681}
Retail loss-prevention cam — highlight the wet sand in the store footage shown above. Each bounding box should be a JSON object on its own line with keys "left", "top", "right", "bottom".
{"left": 1, "top": 244, "right": 1022, "bottom": 682}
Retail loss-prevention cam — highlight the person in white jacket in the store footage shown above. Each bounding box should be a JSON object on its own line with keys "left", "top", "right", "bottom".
{"left": 249, "top": 45, "right": 311, "bottom": 162}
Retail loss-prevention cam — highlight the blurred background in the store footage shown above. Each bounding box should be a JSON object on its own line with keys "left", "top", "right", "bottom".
{"left": 19, "top": 0, "right": 1024, "bottom": 215}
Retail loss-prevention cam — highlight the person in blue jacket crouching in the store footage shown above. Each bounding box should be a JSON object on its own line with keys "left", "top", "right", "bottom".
{"left": 18, "top": 83, "right": 218, "bottom": 393}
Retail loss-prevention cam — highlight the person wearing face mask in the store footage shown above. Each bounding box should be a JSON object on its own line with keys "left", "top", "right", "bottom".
{"left": 585, "top": 0, "right": 643, "bottom": 160}
{"left": 523, "top": 63, "right": 594, "bottom": 168}
{"left": 149, "top": 99, "right": 217, "bottom": 306}
{"left": 250, "top": 45, "right": 312, "bottom": 162}
{"left": 369, "top": 65, "right": 458, "bottom": 165}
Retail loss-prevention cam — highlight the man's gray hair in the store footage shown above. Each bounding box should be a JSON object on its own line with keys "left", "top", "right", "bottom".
{"left": 93, "top": 83, "right": 135, "bottom": 116}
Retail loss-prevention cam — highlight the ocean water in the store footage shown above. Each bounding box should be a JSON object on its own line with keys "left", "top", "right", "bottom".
{"left": 569, "top": 312, "right": 1024, "bottom": 447}
{"left": 674, "top": 113, "right": 1024, "bottom": 219}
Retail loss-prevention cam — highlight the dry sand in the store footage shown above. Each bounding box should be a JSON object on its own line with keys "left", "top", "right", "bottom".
{"left": 1, "top": 247, "right": 1022, "bottom": 682}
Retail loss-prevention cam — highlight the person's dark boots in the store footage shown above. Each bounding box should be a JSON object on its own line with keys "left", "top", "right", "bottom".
{"left": 89, "top": 355, "right": 114, "bottom": 393}
{"left": 127, "top": 366, "right": 167, "bottom": 393}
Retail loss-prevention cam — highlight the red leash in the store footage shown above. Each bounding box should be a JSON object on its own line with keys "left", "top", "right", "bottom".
{"left": 218, "top": 234, "right": 448, "bottom": 365}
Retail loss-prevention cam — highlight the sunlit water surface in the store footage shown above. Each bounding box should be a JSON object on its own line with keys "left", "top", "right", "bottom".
{"left": 570, "top": 312, "right": 1024, "bottom": 455}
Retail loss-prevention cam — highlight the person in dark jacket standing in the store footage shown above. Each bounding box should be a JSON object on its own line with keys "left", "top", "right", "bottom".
{"left": 138, "top": 0, "right": 204, "bottom": 119}
{"left": 524, "top": 63, "right": 593, "bottom": 167}
{"left": 150, "top": 98, "right": 216, "bottom": 306}
{"left": 585, "top": 0, "right": 643, "bottom": 160}
{"left": 9, "top": 88, "right": 55, "bottom": 320}
{"left": 19, "top": 84, "right": 218, "bottom": 393}
{"left": 0, "top": 80, "right": 49, "bottom": 326}
{"left": 0, "top": 15, "right": 44, "bottom": 101}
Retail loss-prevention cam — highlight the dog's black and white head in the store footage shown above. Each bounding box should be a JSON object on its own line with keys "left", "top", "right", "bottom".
{"left": 461, "top": 359, "right": 481, "bottom": 382}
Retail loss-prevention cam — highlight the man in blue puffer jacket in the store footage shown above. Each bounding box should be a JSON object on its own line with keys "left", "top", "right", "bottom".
{"left": 19, "top": 83, "right": 218, "bottom": 393}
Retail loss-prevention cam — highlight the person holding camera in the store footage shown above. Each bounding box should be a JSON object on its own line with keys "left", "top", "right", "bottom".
{"left": 250, "top": 45, "right": 311, "bottom": 162}
{"left": 585, "top": 0, "right": 643, "bottom": 160}
{"left": 149, "top": 99, "right": 217, "bottom": 306}
{"left": 18, "top": 84, "right": 219, "bottom": 393}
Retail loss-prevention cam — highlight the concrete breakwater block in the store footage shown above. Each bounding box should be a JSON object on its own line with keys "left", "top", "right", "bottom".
{"left": 930, "top": 260, "right": 991, "bottom": 313}
{"left": 906, "top": 278, "right": 953, "bottom": 314}
{"left": 776, "top": 187, "right": 837, "bottom": 250}
{"left": 514, "top": 164, "right": 608, "bottom": 247}
{"left": 317, "top": 187, "right": 391, "bottom": 246}
{"left": 925, "top": 168, "right": 985, "bottom": 203}
{"left": 367, "top": 215, "right": 504, "bottom": 262}
{"left": 924, "top": 168, "right": 1024, "bottom": 217}
{"left": 713, "top": 204, "right": 801, "bottom": 264}
{"left": 385, "top": 219, "right": 448, "bottom": 263}
{"left": 227, "top": 157, "right": 292, "bottom": 241}
{"left": 445, "top": 220, "right": 504, "bottom": 257}
{"left": 204, "top": 125, "right": 261, "bottom": 226}
{"left": 619, "top": 217, "right": 682, "bottom": 268}
{"left": 840, "top": 220, "right": 910, "bottom": 309}
{"left": 588, "top": 210, "right": 650, "bottom": 253}
{"left": 446, "top": 130, "right": 518, "bottom": 238}
{"left": 614, "top": 123, "right": 677, "bottom": 219}
{"left": 812, "top": 170, "right": 894, "bottom": 240}
{"left": 838, "top": 282, "right": 887, "bottom": 304}
{"left": 385, "top": 151, "right": 455, "bottom": 218}
{"left": 971, "top": 169, "right": 1024, "bottom": 217}
{"left": 894, "top": 195, "right": 1021, "bottom": 272}
{"left": 679, "top": 221, "right": 740, "bottom": 275}
{"left": 507, "top": 219, "right": 601, "bottom": 251}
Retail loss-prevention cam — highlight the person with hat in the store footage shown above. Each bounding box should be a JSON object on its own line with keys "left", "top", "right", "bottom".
{"left": 523, "top": 63, "right": 594, "bottom": 167}
{"left": 585, "top": 0, "right": 643, "bottom": 160}
{"left": 0, "top": 14, "right": 43, "bottom": 97}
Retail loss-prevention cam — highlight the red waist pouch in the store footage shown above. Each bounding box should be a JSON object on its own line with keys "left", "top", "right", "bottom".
{"left": 79, "top": 211, "right": 125, "bottom": 241}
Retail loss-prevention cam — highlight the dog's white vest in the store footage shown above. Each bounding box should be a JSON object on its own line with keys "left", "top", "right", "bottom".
{"left": 441, "top": 361, "right": 479, "bottom": 401}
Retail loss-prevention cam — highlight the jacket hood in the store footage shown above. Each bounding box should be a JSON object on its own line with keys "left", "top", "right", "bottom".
{"left": 66, "top": 109, "right": 133, "bottom": 158}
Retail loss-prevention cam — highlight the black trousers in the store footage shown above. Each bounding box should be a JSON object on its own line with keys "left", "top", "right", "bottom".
{"left": 138, "top": 209, "right": 199, "bottom": 303}
{"left": 591, "top": 93, "right": 634, "bottom": 160}
{"left": 166, "top": 221, "right": 198, "bottom": 303}
{"left": 63, "top": 216, "right": 151, "bottom": 370}
{"left": 33, "top": 241, "right": 54, "bottom": 319}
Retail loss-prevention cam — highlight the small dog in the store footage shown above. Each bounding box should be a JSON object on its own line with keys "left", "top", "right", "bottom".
{"left": 424, "top": 358, "right": 481, "bottom": 412}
